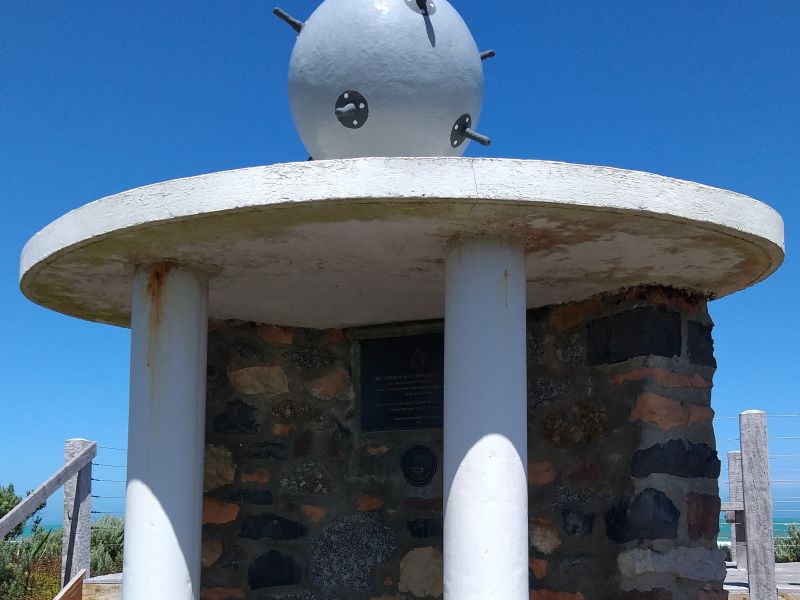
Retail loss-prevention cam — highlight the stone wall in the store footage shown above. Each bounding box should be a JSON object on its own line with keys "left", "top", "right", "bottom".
{"left": 201, "top": 286, "right": 725, "bottom": 600}
{"left": 526, "top": 288, "right": 724, "bottom": 600}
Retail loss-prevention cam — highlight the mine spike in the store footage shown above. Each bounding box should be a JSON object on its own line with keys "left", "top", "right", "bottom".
{"left": 273, "top": 7, "right": 304, "bottom": 33}
{"left": 463, "top": 128, "right": 491, "bottom": 146}
{"left": 480, "top": 49, "right": 496, "bottom": 61}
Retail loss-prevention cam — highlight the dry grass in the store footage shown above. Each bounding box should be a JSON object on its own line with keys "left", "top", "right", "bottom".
{"left": 20, "top": 556, "right": 60, "bottom": 600}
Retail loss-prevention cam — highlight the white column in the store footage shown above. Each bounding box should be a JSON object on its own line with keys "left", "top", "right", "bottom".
{"left": 123, "top": 264, "right": 208, "bottom": 600}
{"left": 443, "top": 237, "right": 528, "bottom": 600}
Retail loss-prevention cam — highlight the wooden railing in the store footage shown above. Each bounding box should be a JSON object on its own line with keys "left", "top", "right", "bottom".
{"left": 0, "top": 439, "right": 97, "bottom": 589}
{"left": 53, "top": 569, "right": 85, "bottom": 600}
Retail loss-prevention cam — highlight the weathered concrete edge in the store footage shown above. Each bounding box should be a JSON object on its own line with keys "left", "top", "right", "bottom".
{"left": 20, "top": 157, "right": 785, "bottom": 284}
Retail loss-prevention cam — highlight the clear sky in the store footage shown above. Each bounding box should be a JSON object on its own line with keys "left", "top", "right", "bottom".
{"left": 1, "top": 1, "right": 798, "bottom": 526}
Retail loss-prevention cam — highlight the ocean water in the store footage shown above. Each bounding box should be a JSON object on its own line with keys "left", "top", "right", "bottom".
{"left": 18, "top": 521, "right": 62, "bottom": 538}
{"left": 718, "top": 519, "right": 799, "bottom": 543}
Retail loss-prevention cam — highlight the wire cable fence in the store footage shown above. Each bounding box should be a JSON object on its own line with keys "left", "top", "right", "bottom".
{"left": 90, "top": 445, "right": 127, "bottom": 530}
{"left": 714, "top": 413, "right": 800, "bottom": 558}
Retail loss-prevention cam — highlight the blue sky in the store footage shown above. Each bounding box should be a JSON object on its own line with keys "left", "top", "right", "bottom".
{"left": 1, "top": 1, "right": 798, "bottom": 526}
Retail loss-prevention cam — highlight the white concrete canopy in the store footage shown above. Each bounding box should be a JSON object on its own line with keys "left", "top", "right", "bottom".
{"left": 20, "top": 158, "right": 784, "bottom": 329}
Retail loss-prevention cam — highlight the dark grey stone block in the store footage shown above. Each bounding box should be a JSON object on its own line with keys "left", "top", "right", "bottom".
{"left": 587, "top": 308, "right": 681, "bottom": 365}
{"left": 248, "top": 549, "right": 302, "bottom": 589}
{"left": 228, "top": 488, "right": 274, "bottom": 505}
{"left": 605, "top": 488, "right": 679, "bottom": 542}
{"left": 214, "top": 399, "right": 259, "bottom": 434}
{"left": 561, "top": 509, "right": 594, "bottom": 536}
{"left": 687, "top": 321, "right": 716, "bottom": 367}
{"left": 406, "top": 518, "right": 443, "bottom": 538}
{"left": 247, "top": 441, "right": 289, "bottom": 460}
{"left": 241, "top": 513, "right": 307, "bottom": 540}
{"left": 631, "top": 440, "right": 720, "bottom": 479}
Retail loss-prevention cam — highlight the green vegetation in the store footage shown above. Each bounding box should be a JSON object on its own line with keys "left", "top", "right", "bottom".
{"left": 1, "top": 484, "right": 31, "bottom": 540}
{"left": 0, "top": 483, "right": 124, "bottom": 599}
{"left": 775, "top": 524, "right": 800, "bottom": 563}
{"left": 90, "top": 515, "right": 124, "bottom": 575}
{"left": 718, "top": 543, "right": 732, "bottom": 562}
{"left": 1, "top": 482, "right": 55, "bottom": 600}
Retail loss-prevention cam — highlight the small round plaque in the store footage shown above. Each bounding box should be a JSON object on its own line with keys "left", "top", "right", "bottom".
{"left": 401, "top": 445, "right": 438, "bottom": 487}
{"left": 335, "top": 90, "right": 369, "bottom": 129}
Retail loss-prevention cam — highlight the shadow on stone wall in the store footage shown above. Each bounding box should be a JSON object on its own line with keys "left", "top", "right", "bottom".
{"left": 200, "top": 286, "right": 725, "bottom": 600}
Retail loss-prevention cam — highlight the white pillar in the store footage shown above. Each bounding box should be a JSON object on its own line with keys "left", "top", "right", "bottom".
{"left": 123, "top": 264, "right": 208, "bottom": 600}
{"left": 443, "top": 237, "right": 528, "bottom": 600}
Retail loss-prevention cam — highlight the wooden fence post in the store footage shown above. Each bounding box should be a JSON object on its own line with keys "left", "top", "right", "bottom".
{"left": 62, "top": 438, "right": 93, "bottom": 585}
{"left": 739, "top": 410, "right": 776, "bottom": 598}
{"left": 727, "top": 450, "right": 746, "bottom": 568}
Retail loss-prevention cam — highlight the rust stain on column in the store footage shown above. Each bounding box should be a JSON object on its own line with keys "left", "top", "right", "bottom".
{"left": 145, "top": 263, "right": 173, "bottom": 380}
{"left": 146, "top": 263, "right": 172, "bottom": 331}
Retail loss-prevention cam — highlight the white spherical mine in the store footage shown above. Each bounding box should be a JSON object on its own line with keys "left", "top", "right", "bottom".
{"left": 286, "top": 0, "right": 485, "bottom": 159}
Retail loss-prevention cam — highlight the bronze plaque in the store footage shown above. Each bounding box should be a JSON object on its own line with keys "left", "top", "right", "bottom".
{"left": 401, "top": 445, "right": 438, "bottom": 486}
{"left": 359, "top": 333, "right": 444, "bottom": 431}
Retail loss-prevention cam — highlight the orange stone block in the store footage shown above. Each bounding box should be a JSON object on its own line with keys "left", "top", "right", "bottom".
{"left": 258, "top": 324, "right": 294, "bottom": 345}
{"left": 528, "top": 461, "right": 557, "bottom": 485}
{"left": 357, "top": 495, "right": 384, "bottom": 511}
{"left": 203, "top": 498, "right": 240, "bottom": 524}
{"left": 549, "top": 298, "right": 604, "bottom": 331}
{"left": 530, "top": 591, "right": 584, "bottom": 600}
{"left": 631, "top": 392, "right": 714, "bottom": 430}
{"left": 301, "top": 504, "right": 327, "bottom": 523}
{"left": 366, "top": 445, "right": 390, "bottom": 456}
{"left": 609, "top": 368, "right": 711, "bottom": 389}
{"left": 241, "top": 467, "right": 270, "bottom": 484}
{"left": 201, "top": 587, "right": 245, "bottom": 600}
{"left": 530, "top": 558, "right": 548, "bottom": 579}
{"left": 308, "top": 368, "right": 352, "bottom": 400}
{"left": 626, "top": 287, "right": 703, "bottom": 314}
{"left": 272, "top": 423, "right": 291, "bottom": 437}
{"left": 201, "top": 538, "right": 223, "bottom": 568}
{"left": 322, "top": 328, "right": 346, "bottom": 344}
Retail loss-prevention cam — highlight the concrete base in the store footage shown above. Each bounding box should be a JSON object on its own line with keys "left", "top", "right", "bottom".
{"left": 83, "top": 574, "right": 122, "bottom": 600}
{"left": 725, "top": 562, "right": 800, "bottom": 599}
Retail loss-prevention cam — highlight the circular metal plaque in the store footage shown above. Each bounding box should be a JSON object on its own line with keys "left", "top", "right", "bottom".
{"left": 335, "top": 90, "right": 369, "bottom": 129}
{"left": 450, "top": 113, "right": 472, "bottom": 148}
{"left": 402, "top": 445, "right": 438, "bottom": 486}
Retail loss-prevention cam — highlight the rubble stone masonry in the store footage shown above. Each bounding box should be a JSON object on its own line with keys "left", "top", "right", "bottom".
{"left": 201, "top": 286, "right": 725, "bottom": 600}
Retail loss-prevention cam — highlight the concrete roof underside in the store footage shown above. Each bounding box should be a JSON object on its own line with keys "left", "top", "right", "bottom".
{"left": 20, "top": 157, "right": 785, "bottom": 329}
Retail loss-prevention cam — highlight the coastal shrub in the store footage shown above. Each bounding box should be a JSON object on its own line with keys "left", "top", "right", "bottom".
{"left": 0, "top": 483, "right": 57, "bottom": 599}
{"left": 0, "top": 528, "right": 61, "bottom": 600}
{"left": 0, "top": 484, "right": 26, "bottom": 540}
{"left": 775, "top": 524, "right": 800, "bottom": 563}
{"left": 718, "top": 543, "right": 732, "bottom": 562}
{"left": 90, "top": 516, "right": 124, "bottom": 576}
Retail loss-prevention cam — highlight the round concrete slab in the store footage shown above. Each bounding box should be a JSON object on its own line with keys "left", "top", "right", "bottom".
{"left": 20, "top": 158, "right": 784, "bottom": 328}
